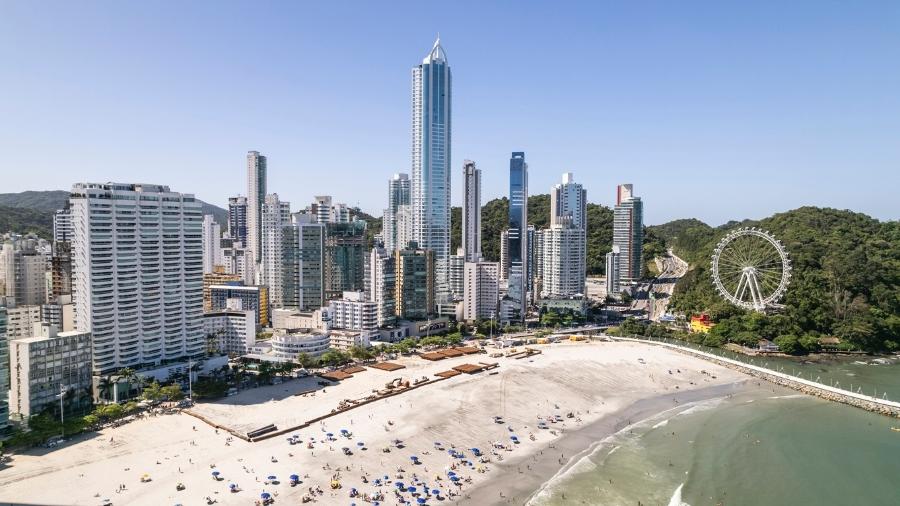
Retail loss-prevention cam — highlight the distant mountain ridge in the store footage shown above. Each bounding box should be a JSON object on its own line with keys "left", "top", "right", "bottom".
{"left": 0, "top": 190, "right": 228, "bottom": 238}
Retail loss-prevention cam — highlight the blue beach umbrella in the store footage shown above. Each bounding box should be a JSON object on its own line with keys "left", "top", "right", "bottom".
{"left": 290, "top": 474, "right": 299, "bottom": 481}
{"left": 408, "top": 486, "right": 417, "bottom": 493}
{"left": 261, "top": 492, "right": 271, "bottom": 499}
{"left": 211, "top": 471, "right": 220, "bottom": 476}
{"left": 357, "top": 442, "right": 365, "bottom": 446}
{"left": 417, "top": 498, "right": 426, "bottom": 504}
{"left": 432, "top": 489, "right": 440, "bottom": 496}
{"left": 450, "top": 476, "right": 460, "bottom": 482}
{"left": 267, "top": 475, "right": 277, "bottom": 480}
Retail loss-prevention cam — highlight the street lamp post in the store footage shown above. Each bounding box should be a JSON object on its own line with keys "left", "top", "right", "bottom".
{"left": 58, "top": 385, "right": 66, "bottom": 438}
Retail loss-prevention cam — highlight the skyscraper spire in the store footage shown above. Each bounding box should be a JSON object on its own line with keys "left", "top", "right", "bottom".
{"left": 412, "top": 37, "right": 452, "bottom": 302}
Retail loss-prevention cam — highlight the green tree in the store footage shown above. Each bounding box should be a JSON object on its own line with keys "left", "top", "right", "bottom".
{"left": 296, "top": 353, "right": 318, "bottom": 369}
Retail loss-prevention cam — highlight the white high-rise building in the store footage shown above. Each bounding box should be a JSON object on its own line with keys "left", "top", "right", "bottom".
{"left": 449, "top": 249, "right": 465, "bottom": 301}
{"left": 247, "top": 151, "right": 267, "bottom": 268}
{"left": 383, "top": 173, "right": 411, "bottom": 251}
{"left": 328, "top": 291, "right": 378, "bottom": 332}
{"left": 499, "top": 229, "right": 510, "bottom": 281}
{"left": 543, "top": 173, "right": 587, "bottom": 297}
{"left": 0, "top": 240, "right": 48, "bottom": 306}
{"left": 395, "top": 205, "right": 413, "bottom": 251}
{"left": 70, "top": 183, "right": 204, "bottom": 375}
{"left": 541, "top": 223, "right": 587, "bottom": 298}
{"left": 613, "top": 184, "right": 643, "bottom": 283}
{"left": 461, "top": 160, "right": 481, "bottom": 262}
{"left": 53, "top": 208, "right": 73, "bottom": 243}
{"left": 260, "top": 194, "right": 291, "bottom": 308}
{"left": 202, "top": 214, "right": 223, "bottom": 274}
{"left": 551, "top": 173, "right": 587, "bottom": 230}
{"left": 605, "top": 245, "right": 621, "bottom": 298}
{"left": 0, "top": 307, "right": 9, "bottom": 431}
{"left": 222, "top": 244, "right": 254, "bottom": 285}
{"left": 412, "top": 37, "right": 452, "bottom": 299}
{"left": 366, "top": 246, "right": 396, "bottom": 327}
{"left": 463, "top": 261, "right": 499, "bottom": 322}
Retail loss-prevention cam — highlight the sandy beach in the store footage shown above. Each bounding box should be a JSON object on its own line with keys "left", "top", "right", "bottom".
{"left": 0, "top": 341, "right": 748, "bottom": 506}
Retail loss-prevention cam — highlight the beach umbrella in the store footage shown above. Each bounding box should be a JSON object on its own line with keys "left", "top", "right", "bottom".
{"left": 267, "top": 475, "right": 277, "bottom": 480}
{"left": 410, "top": 456, "right": 418, "bottom": 461}
{"left": 450, "top": 476, "right": 460, "bottom": 482}
{"left": 432, "top": 489, "right": 440, "bottom": 496}
{"left": 229, "top": 483, "right": 236, "bottom": 489}
{"left": 395, "top": 482, "right": 404, "bottom": 488}
{"left": 408, "top": 486, "right": 417, "bottom": 493}
{"left": 447, "top": 471, "right": 456, "bottom": 476}
{"left": 290, "top": 474, "right": 299, "bottom": 481}
{"left": 261, "top": 492, "right": 271, "bottom": 499}
{"left": 357, "top": 442, "right": 365, "bottom": 446}
{"left": 211, "top": 471, "right": 220, "bottom": 476}
{"left": 417, "top": 498, "right": 426, "bottom": 504}
{"left": 341, "top": 429, "right": 349, "bottom": 433}
{"left": 327, "top": 433, "right": 334, "bottom": 437}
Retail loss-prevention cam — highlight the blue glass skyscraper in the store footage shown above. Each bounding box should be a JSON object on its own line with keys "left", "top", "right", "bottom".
{"left": 505, "top": 152, "right": 528, "bottom": 323}
{"left": 411, "top": 37, "right": 452, "bottom": 301}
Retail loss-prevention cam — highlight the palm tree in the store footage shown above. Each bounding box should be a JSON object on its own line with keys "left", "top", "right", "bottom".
{"left": 98, "top": 376, "right": 114, "bottom": 403}
{"left": 116, "top": 367, "right": 138, "bottom": 400}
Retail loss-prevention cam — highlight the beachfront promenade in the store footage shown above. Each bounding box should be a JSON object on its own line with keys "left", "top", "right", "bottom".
{"left": 613, "top": 336, "right": 900, "bottom": 417}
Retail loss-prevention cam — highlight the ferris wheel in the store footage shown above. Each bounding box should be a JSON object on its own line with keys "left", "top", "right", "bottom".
{"left": 710, "top": 227, "right": 791, "bottom": 311}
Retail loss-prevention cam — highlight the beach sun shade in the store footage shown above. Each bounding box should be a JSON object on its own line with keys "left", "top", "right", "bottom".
{"left": 212, "top": 471, "right": 220, "bottom": 476}
{"left": 268, "top": 475, "right": 277, "bottom": 480}
{"left": 450, "top": 476, "right": 460, "bottom": 481}
{"left": 417, "top": 498, "right": 427, "bottom": 504}
{"left": 447, "top": 471, "right": 456, "bottom": 476}
{"left": 261, "top": 492, "right": 271, "bottom": 499}
{"left": 229, "top": 484, "right": 236, "bottom": 488}
{"left": 408, "top": 486, "right": 417, "bottom": 492}
{"left": 327, "top": 433, "right": 334, "bottom": 436}
{"left": 432, "top": 489, "right": 440, "bottom": 495}
{"left": 341, "top": 429, "right": 349, "bottom": 433}
{"left": 290, "top": 474, "right": 299, "bottom": 481}
{"left": 357, "top": 442, "right": 364, "bottom": 446}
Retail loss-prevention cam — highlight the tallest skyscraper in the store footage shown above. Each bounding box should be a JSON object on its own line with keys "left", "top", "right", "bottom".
{"left": 411, "top": 37, "right": 452, "bottom": 300}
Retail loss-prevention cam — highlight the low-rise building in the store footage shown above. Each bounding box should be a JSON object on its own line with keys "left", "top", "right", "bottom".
{"left": 8, "top": 324, "right": 92, "bottom": 420}
{"left": 271, "top": 330, "right": 330, "bottom": 359}
{"left": 271, "top": 308, "right": 328, "bottom": 331}
{"left": 328, "top": 329, "right": 371, "bottom": 351}
{"left": 203, "top": 309, "right": 256, "bottom": 355}
{"left": 209, "top": 284, "right": 269, "bottom": 327}
{"left": 328, "top": 291, "right": 378, "bottom": 332}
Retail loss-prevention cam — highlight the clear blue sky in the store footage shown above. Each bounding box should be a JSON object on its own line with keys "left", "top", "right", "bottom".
{"left": 2, "top": 1, "right": 898, "bottom": 225}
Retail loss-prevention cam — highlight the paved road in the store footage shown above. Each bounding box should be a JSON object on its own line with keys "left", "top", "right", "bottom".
{"left": 629, "top": 249, "right": 689, "bottom": 321}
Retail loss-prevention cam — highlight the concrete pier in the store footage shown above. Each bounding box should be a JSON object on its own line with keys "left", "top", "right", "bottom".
{"left": 614, "top": 336, "right": 900, "bottom": 418}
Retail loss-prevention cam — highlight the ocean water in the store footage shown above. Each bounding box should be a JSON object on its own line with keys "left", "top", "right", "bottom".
{"left": 528, "top": 388, "right": 900, "bottom": 506}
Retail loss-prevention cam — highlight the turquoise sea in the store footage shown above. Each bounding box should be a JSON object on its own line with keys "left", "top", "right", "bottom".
{"left": 528, "top": 360, "right": 900, "bottom": 506}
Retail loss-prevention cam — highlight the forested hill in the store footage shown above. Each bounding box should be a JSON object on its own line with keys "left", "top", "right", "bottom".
{"left": 0, "top": 190, "right": 228, "bottom": 238}
{"left": 650, "top": 207, "right": 900, "bottom": 352}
